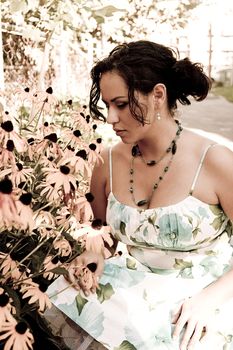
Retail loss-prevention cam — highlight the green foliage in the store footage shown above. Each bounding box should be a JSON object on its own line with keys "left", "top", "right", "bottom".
{"left": 212, "top": 86, "right": 233, "bottom": 103}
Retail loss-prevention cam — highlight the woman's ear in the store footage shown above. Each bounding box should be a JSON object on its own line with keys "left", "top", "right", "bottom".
{"left": 152, "top": 84, "right": 167, "bottom": 106}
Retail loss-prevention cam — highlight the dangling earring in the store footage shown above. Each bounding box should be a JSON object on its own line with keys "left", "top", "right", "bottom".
{"left": 156, "top": 112, "right": 161, "bottom": 121}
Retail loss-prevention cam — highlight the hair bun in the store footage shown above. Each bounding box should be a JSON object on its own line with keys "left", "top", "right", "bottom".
{"left": 171, "top": 58, "right": 211, "bottom": 105}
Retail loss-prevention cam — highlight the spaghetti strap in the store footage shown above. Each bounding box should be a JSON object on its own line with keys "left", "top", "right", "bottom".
{"left": 189, "top": 143, "right": 217, "bottom": 195}
{"left": 108, "top": 147, "right": 113, "bottom": 192}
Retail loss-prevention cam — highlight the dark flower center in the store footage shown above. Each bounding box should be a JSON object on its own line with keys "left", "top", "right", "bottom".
{"left": 85, "top": 192, "right": 94, "bottom": 202}
{"left": 16, "top": 163, "right": 23, "bottom": 171}
{"left": 0, "top": 179, "right": 13, "bottom": 194}
{"left": 6, "top": 139, "right": 14, "bottom": 151}
{"left": 1, "top": 121, "right": 13, "bottom": 132}
{"left": 46, "top": 87, "right": 53, "bottom": 94}
{"left": 44, "top": 122, "right": 49, "bottom": 127}
{"left": 92, "top": 124, "right": 97, "bottom": 130}
{"left": 76, "top": 149, "right": 87, "bottom": 160}
{"left": 19, "top": 192, "right": 32, "bottom": 205}
{"left": 18, "top": 181, "right": 27, "bottom": 190}
{"left": 27, "top": 138, "right": 35, "bottom": 145}
{"left": 91, "top": 218, "right": 103, "bottom": 229}
{"left": 39, "top": 283, "right": 48, "bottom": 293}
{"left": 89, "top": 143, "right": 96, "bottom": 151}
{"left": 24, "top": 87, "right": 30, "bottom": 92}
{"left": 0, "top": 293, "right": 9, "bottom": 307}
{"left": 96, "top": 138, "right": 102, "bottom": 143}
{"left": 52, "top": 256, "right": 59, "bottom": 264}
{"left": 44, "top": 133, "right": 57, "bottom": 143}
{"left": 60, "top": 165, "right": 70, "bottom": 174}
{"left": 73, "top": 130, "right": 82, "bottom": 137}
{"left": 67, "top": 99, "right": 72, "bottom": 105}
{"left": 15, "top": 321, "right": 28, "bottom": 334}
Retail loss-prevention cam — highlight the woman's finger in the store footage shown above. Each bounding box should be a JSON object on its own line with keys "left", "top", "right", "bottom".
{"left": 173, "top": 309, "right": 188, "bottom": 340}
{"left": 179, "top": 320, "right": 196, "bottom": 350}
{"left": 171, "top": 303, "right": 182, "bottom": 324}
{"left": 186, "top": 324, "right": 204, "bottom": 350}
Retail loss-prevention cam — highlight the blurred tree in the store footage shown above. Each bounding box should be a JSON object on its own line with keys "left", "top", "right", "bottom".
{"left": 0, "top": 0, "right": 200, "bottom": 97}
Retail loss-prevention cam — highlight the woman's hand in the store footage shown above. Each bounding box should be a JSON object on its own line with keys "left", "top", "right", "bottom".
{"left": 66, "top": 250, "right": 105, "bottom": 295}
{"left": 172, "top": 290, "right": 217, "bottom": 350}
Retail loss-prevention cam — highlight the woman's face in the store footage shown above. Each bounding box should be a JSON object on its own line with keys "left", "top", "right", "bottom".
{"left": 99, "top": 70, "right": 155, "bottom": 144}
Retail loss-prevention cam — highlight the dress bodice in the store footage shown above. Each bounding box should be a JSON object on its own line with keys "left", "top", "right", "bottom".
{"left": 106, "top": 145, "right": 233, "bottom": 272}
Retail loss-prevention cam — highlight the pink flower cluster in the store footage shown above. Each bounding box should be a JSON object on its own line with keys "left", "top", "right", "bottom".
{"left": 0, "top": 86, "right": 106, "bottom": 349}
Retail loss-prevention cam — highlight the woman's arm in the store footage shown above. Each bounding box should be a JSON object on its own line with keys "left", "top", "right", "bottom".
{"left": 173, "top": 145, "right": 233, "bottom": 350}
{"left": 90, "top": 147, "right": 118, "bottom": 255}
{"left": 90, "top": 148, "right": 109, "bottom": 223}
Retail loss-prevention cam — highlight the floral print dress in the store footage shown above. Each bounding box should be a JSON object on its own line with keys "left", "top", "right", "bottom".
{"left": 49, "top": 145, "right": 233, "bottom": 350}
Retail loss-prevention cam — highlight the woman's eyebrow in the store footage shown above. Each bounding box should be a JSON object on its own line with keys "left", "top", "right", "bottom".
{"left": 102, "top": 96, "right": 127, "bottom": 104}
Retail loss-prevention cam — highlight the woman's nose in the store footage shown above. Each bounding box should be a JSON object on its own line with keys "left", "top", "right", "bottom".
{"left": 106, "top": 107, "right": 119, "bottom": 124}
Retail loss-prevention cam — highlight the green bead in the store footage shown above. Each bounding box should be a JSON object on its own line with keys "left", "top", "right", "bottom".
{"left": 137, "top": 199, "right": 148, "bottom": 207}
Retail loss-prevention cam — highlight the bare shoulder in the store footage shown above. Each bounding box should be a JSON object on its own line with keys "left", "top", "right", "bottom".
{"left": 205, "top": 143, "right": 233, "bottom": 171}
{"left": 110, "top": 142, "right": 132, "bottom": 164}
{"left": 205, "top": 143, "right": 233, "bottom": 219}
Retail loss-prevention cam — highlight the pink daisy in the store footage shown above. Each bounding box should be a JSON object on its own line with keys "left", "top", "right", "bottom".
{"left": 62, "top": 128, "right": 86, "bottom": 150}
{"left": 87, "top": 143, "right": 104, "bottom": 166}
{"left": 0, "top": 317, "right": 34, "bottom": 350}
{"left": 34, "top": 133, "right": 63, "bottom": 158}
{"left": 0, "top": 163, "right": 34, "bottom": 187}
{"left": 43, "top": 164, "right": 77, "bottom": 194}
{"left": 67, "top": 262, "right": 96, "bottom": 291}
{"left": 43, "top": 255, "right": 61, "bottom": 280}
{"left": 20, "top": 280, "right": 52, "bottom": 312}
{"left": 0, "top": 179, "right": 21, "bottom": 226}
{"left": 62, "top": 149, "right": 91, "bottom": 179}
{"left": 53, "top": 237, "right": 72, "bottom": 257}
{"left": 0, "top": 252, "right": 21, "bottom": 280}
{"left": 73, "top": 192, "right": 94, "bottom": 223}
{"left": 0, "top": 120, "right": 27, "bottom": 153}
{"left": 0, "top": 289, "right": 15, "bottom": 326}
{"left": 15, "top": 193, "right": 35, "bottom": 232}
{"left": 0, "top": 140, "right": 16, "bottom": 166}
{"left": 70, "top": 110, "right": 90, "bottom": 131}
{"left": 14, "top": 86, "right": 34, "bottom": 103}
{"left": 78, "top": 219, "right": 113, "bottom": 258}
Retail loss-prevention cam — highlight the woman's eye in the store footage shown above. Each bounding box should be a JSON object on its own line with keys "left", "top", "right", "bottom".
{"left": 117, "top": 102, "right": 128, "bottom": 109}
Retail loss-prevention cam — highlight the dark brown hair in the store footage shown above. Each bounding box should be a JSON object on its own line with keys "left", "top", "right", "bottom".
{"left": 89, "top": 40, "right": 211, "bottom": 124}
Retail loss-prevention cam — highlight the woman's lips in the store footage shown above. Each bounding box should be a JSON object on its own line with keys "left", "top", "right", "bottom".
{"left": 114, "top": 129, "right": 126, "bottom": 136}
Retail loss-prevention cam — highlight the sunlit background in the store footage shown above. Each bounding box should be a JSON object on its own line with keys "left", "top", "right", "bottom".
{"left": 1, "top": 0, "right": 233, "bottom": 98}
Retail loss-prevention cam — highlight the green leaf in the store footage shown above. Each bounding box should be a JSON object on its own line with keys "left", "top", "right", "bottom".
{"left": 192, "top": 227, "right": 200, "bottom": 239}
{"left": 94, "top": 5, "right": 125, "bottom": 18}
{"left": 211, "top": 217, "right": 222, "bottom": 231}
{"left": 148, "top": 213, "right": 157, "bottom": 225}
{"left": 76, "top": 293, "right": 88, "bottom": 315}
{"left": 120, "top": 221, "right": 126, "bottom": 235}
{"left": 96, "top": 283, "right": 115, "bottom": 304}
{"left": 173, "top": 258, "right": 193, "bottom": 269}
{"left": 126, "top": 258, "right": 136, "bottom": 270}
{"left": 114, "top": 340, "right": 137, "bottom": 350}
{"left": 50, "top": 267, "right": 68, "bottom": 276}
{"left": 209, "top": 204, "right": 222, "bottom": 216}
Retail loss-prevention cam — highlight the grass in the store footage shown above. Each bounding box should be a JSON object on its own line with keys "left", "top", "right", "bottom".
{"left": 212, "top": 85, "right": 233, "bottom": 103}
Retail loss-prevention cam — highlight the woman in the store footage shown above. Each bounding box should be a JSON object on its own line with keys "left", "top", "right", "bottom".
{"left": 52, "top": 41, "right": 233, "bottom": 349}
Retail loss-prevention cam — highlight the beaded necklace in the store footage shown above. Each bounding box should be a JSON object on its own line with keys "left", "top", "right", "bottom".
{"left": 131, "top": 120, "right": 183, "bottom": 166}
{"left": 129, "top": 120, "right": 183, "bottom": 207}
